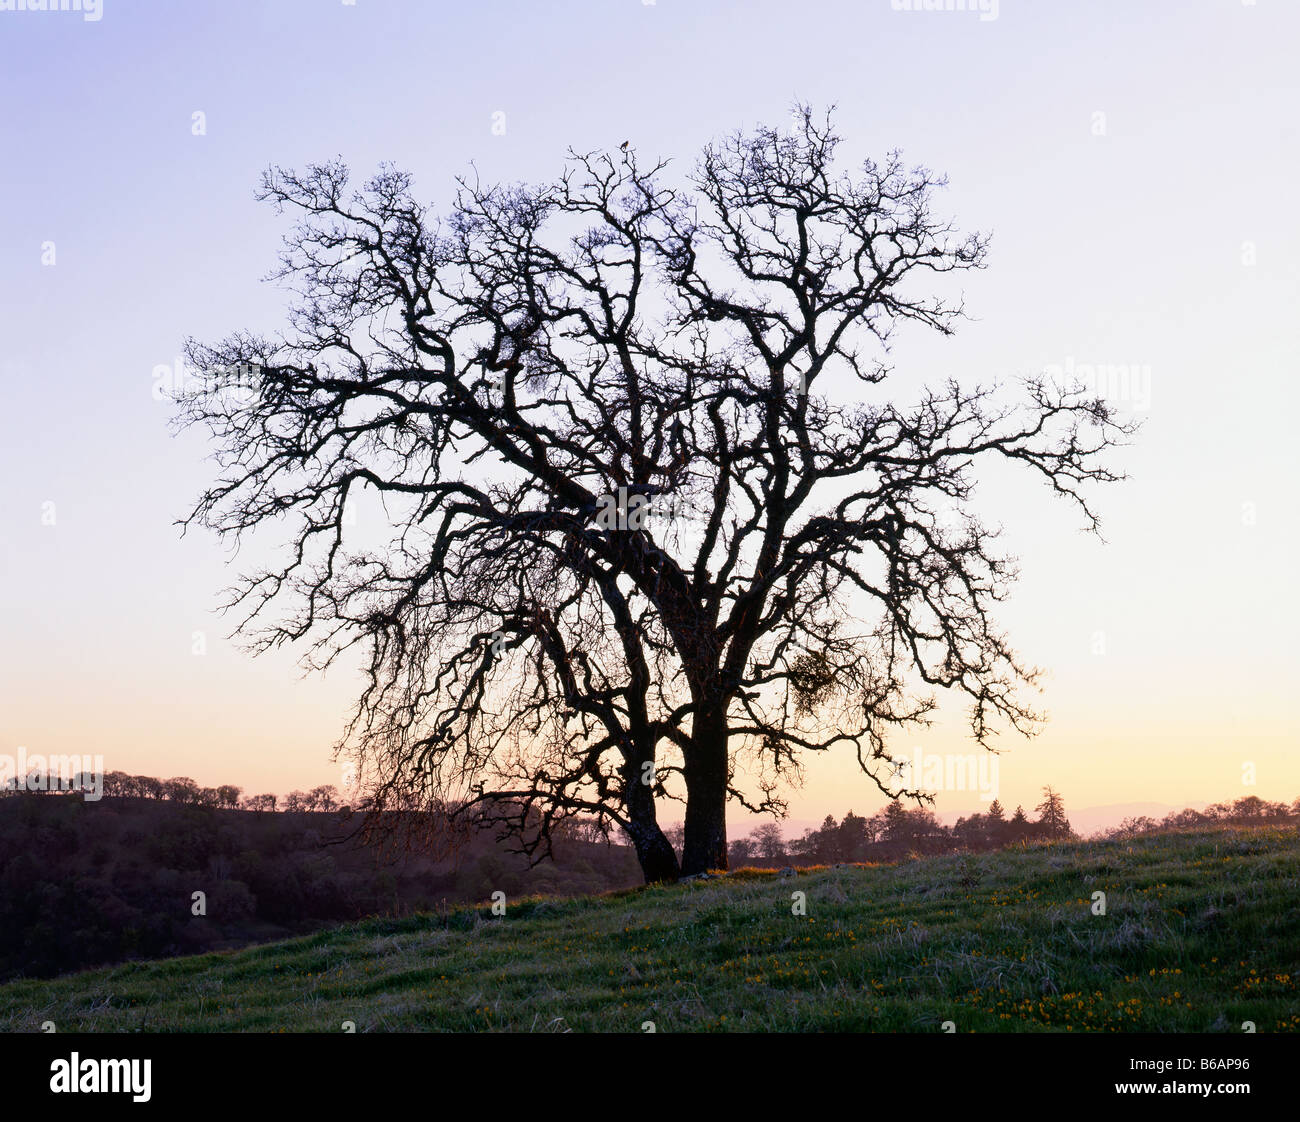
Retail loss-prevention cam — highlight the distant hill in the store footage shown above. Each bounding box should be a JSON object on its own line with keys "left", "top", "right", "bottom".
{"left": 0, "top": 794, "right": 638, "bottom": 981}
{"left": 1, "top": 823, "right": 1296, "bottom": 1032}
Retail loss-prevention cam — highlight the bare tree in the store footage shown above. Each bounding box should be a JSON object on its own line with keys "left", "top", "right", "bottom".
{"left": 164, "top": 777, "right": 200, "bottom": 805}
{"left": 176, "top": 105, "right": 1133, "bottom": 882}
{"left": 135, "top": 775, "right": 165, "bottom": 800}
{"left": 308, "top": 784, "right": 340, "bottom": 812}
{"left": 216, "top": 784, "right": 243, "bottom": 809}
{"left": 750, "top": 822, "right": 787, "bottom": 861}
{"left": 103, "top": 771, "right": 132, "bottom": 797}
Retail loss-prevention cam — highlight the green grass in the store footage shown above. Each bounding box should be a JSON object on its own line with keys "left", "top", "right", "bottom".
{"left": 3, "top": 825, "right": 1297, "bottom": 1032}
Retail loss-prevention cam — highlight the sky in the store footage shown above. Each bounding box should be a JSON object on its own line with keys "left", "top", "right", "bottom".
{"left": 1, "top": 0, "right": 1296, "bottom": 834}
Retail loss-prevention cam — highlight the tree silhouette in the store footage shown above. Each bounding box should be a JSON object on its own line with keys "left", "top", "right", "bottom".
{"left": 882, "top": 800, "right": 912, "bottom": 843}
{"left": 1008, "top": 804, "right": 1030, "bottom": 842}
{"left": 176, "top": 106, "right": 1133, "bottom": 881}
{"left": 839, "top": 810, "right": 869, "bottom": 861}
{"left": 750, "top": 822, "right": 787, "bottom": 861}
{"left": 216, "top": 784, "right": 243, "bottom": 809}
{"left": 165, "top": 777, "right": 200, "bottom": 805}
{"left": 728, "top": 836, "right": 755, "bottom": 864}
{"left": 1034, "top": 784, "right": 1071, "bottom": 838}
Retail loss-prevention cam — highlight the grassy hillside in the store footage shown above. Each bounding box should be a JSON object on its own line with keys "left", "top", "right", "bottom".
{"left": 2, "top": 825, "right": 1296, "bottom": 1033}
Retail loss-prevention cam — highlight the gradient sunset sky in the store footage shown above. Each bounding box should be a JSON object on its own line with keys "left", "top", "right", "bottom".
{"left": 1, "top": 0, "right": 1296, "bottom": 830}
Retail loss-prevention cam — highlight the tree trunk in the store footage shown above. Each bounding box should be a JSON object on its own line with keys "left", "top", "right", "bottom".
{"left": 681, "top": 786, "right": 727, "bottom": 874}
{"left": 681, "top": 714, "right": 729, "bottom": 875}
{"left": 626, "top": 819, "right": 680, "bottom": 884}
{"left": 624, "top": 732, "right": 680, "bottom": 884}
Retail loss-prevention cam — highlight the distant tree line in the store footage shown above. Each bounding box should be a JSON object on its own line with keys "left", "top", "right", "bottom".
{"left": 0, "top": 771, "right": 344, "bottom": 814}
{"left": 1101, "top": 795, "right": 1299, "bottom": 839}
{"left": 723, "top": 788, "right": 1300, "bottom": 866}
{"left": 719, "top": 787, "right": 1074, "bottom": 865}
{"left": 0, "top": 769, "right": 650, "bottom": 854}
